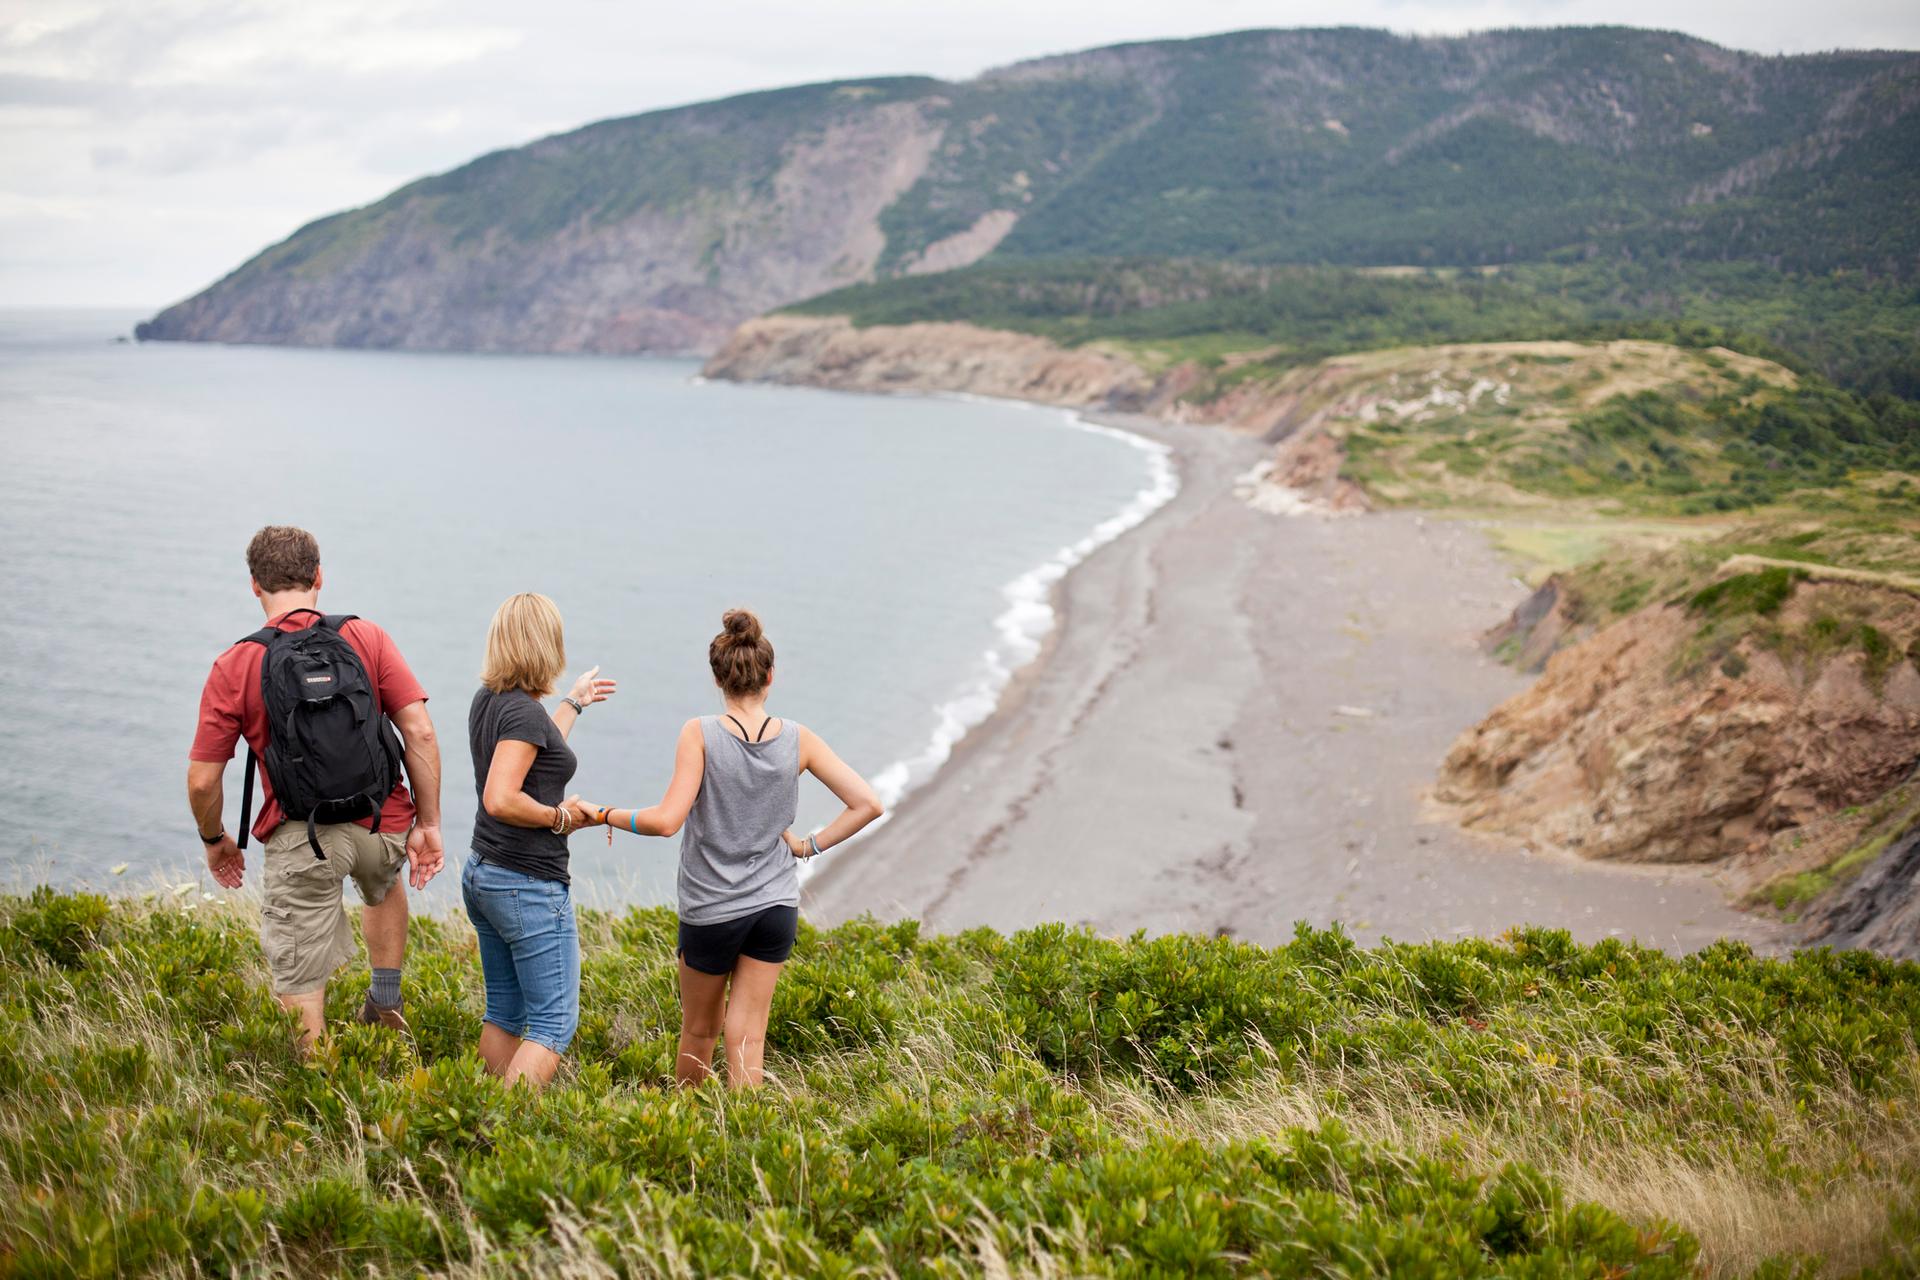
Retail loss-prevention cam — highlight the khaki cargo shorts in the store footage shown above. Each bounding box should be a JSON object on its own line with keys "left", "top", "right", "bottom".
{"left": 259, "top": 821, "right": 407, "bottom": 996}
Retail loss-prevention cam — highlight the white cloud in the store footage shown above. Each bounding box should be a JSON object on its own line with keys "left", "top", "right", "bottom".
{"left": 1, "top": 0, "right": 1915, "bottom": 307}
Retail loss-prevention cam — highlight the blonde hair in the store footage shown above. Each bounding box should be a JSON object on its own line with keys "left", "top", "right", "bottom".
{"left": 481, "top": 593, "right": 566, "bottom": 697}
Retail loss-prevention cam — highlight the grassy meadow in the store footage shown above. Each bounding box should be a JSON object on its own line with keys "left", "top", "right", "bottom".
{"left": 2, "top": 889, "right": 1917, "bottom": 1278}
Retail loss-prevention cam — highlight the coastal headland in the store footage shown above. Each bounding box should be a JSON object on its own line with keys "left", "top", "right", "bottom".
{"left": 708, "top": 320, "right": 1793, "bottom": 951}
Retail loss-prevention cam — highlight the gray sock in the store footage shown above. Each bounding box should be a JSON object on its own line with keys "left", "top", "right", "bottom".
{"left": 370, "top": 967, "right": 402, "bottom": 1008}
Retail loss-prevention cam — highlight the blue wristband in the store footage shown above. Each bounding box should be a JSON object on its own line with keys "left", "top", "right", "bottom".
{"left": 806, "top": 833, "right": 823, "bottom": 858}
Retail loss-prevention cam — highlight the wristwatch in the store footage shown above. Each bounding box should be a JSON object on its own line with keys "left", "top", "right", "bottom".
{"left": 199, "top": 828, "right": 226, "bottom": 845}
{"left": 563, "top": 696, "right": 586, "bottom": 714}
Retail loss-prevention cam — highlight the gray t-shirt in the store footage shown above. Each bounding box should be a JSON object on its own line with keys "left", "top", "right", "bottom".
{"left": 677, "top": 715, "right": 801, "bottom": 924}
{"left": 468, "top": 687, "right": 577, "bottom": 883}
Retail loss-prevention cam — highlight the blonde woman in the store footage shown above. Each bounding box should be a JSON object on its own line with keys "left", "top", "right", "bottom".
{"left": 576, "top": 608, "right": 883, "bottom": 1088}
{"left": 463, "top": 593, "right": 615, "bottom": 1089}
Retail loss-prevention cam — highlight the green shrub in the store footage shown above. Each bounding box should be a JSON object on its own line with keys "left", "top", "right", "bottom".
{"left": 0, "top": 894, "right": 1915, "bottom": 1276}
{"left": 1686, "top": 566, "right": 1807, "bottom": 619}
{"left": 2, "top": 887, "right": 110, "bottom": 969}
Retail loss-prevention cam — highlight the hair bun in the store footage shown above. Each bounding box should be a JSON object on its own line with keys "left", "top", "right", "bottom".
{"left": 721, "top": 608, "right": 762, "bottom": 643}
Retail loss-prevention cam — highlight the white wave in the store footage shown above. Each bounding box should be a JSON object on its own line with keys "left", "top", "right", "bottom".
{"left": 801, "top": 403, "right": 1177, "bottom": 880}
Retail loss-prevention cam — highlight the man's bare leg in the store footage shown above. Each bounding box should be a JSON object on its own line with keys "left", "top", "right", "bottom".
{"left": 278, "top": 988, "right": 326, "bottom": 1054}
{"left": 361, "top": 886, "right": 408, "bottom": 970}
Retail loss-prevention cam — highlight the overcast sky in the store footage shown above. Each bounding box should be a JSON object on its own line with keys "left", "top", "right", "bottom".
{"left": 4, "top": 1, "right": 1916, "bottom": 309}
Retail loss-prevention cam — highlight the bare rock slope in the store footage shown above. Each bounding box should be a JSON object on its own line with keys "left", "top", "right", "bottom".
{"left": 1436, "top": 580, "right": 1920, "bottom": 864}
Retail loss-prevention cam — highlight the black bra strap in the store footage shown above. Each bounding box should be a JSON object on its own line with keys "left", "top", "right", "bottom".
{"left": 725, "top": 713, "right": 776, "bottom": 742}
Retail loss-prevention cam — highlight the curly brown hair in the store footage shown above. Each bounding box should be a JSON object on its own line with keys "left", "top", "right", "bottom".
{"left": 709, "top": 608, "right": 774, "bottom": 697}
{"left": 245, "top": 526, "right": 320, "bottom": 593}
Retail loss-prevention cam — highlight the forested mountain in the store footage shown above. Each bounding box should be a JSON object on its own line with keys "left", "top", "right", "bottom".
{"left": 138, "top": 27, "right": 1920, "bottom": 354}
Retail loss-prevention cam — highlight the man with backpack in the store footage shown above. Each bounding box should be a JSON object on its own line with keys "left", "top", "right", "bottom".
{"left": 187, "top": 525, "right": 444, "bottom": 1050}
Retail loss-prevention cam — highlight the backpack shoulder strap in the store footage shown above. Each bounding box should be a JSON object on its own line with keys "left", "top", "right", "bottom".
{"left": 320, "top": 613, "right": 359, "bottom": 632}
{"left": 237, "top": 745, "right": 258, "bottom": 851}
{"left": 237, "top": 606, "right": 329, "bottom": 648}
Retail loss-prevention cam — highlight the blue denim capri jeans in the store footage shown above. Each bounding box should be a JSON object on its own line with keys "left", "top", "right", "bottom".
{"left": 461, "top": 852, "right": 580, "bottom": 1055}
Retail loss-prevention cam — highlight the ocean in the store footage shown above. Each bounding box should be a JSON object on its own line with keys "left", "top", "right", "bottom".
{"left": 0, "top": 309, "right": 1172, "bottom": 909}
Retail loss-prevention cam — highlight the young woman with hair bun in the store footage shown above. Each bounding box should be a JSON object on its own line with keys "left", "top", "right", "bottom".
{"left": 576, "top": 608, "right": 884, "bottom": 1088}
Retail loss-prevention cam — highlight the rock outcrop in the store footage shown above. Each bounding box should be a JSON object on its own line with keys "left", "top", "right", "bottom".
{"left": 1480, "top": 577, "right": 1589, "bottom": 674}
{"left": 1437, "top": 578, "right": 1920, "bottom": 864}
{"left": 1801, "top": 813, "right": 1920, "bottom": 960}
{"left": 701, "top": 315, "right": 1153, "bottom": 406}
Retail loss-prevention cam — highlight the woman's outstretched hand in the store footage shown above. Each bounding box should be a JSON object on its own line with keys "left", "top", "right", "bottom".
{"left": 568, "top": 666, "right": 618, "bottom": 708}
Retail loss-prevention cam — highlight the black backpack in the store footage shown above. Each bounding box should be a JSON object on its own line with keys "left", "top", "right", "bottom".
{"left": 236, "top": 609, "right": 405, "bottom": 859}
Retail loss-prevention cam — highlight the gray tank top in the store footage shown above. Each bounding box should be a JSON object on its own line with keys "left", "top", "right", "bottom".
{"left": 676, "top": 715, "right": 802, "bottom": 924}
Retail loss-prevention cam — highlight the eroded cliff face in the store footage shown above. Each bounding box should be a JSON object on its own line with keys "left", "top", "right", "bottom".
{"left": 1801, "top": 812, "right": 1920, "bottom": 960}
{"left": 140, "top": 104, "right": 949, "bottom": 356}
{"left": 702, "top": 315, "right": 1156, "bottom": 406}
{"left": 704, "top": 314, "right": 1467, "bottom": 444}
{"left": 1435, "top": 580, "right": 1920, "bottom": 866}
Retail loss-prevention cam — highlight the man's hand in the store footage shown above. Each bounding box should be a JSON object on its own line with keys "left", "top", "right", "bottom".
{"left": 205, "top": 835, "right": 245, "bottom": 888}
{"left": 566, "top": 666, "right": 618, "bottom": 708}
{"left": 406, "top": 823, "right": 445, "bottom": 889}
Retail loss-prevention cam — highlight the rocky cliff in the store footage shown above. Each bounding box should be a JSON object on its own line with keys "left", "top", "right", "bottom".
{"left": 700, "top": 314, "right": 1154, "bottom": 406}
{"left": 1436, "top": 575, "right": 1920, "bottom": 870}
{"left": 1801, "top": 805, "right": 1920, "bottom": 960}
{"left": 703, "top": 313, "right": 1446, "bottom": 479}
{"left": 139, "top": 27, "right": 1920, "bottom": 354}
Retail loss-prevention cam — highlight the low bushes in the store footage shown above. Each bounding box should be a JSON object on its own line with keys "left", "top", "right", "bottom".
{"left": 0, "top": 894, "right": 1915, "bottom": 1276}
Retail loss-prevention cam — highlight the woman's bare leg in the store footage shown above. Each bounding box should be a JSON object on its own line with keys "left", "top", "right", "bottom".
{"left": 478, "top": 1023, "right": 522, "bottom": 1077}
{"left": 504, "top": 1040, "right": 562, "bottom": 1089}
{"left": 676, "top": 958, "right": 730, "bottom": 1088}
{"left": 721, "top": 957, "right": 784, "bottom": 1088}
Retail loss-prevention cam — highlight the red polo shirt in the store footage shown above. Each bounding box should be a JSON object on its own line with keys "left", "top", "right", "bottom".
{"left": 191, "top": 610, "right": 427, "bottom": 841}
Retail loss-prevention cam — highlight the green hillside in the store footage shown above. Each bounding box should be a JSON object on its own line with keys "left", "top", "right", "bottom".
{"left": 139, "top": 27, "right": 1920, "bottom": 355}
{"left": 1189, "top": 338, "right": 1920, "bottom": 516}
{"left": 966, "top": 30, "right": 1919, "bottom": 277}
{"left": 3, "top": 891, "right": 1917, "bottom": 1276}
{"left": 786, "top": 258, "right": 1920, "bottom": 400}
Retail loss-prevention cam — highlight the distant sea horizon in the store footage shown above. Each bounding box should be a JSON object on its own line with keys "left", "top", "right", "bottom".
{"left": 0, "top": 308, "right": 1170, "bottom": 910}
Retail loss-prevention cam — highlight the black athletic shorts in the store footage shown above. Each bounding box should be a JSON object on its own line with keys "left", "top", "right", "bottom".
{"left": 677, "top": 904, "right": 799, "bottom": 975}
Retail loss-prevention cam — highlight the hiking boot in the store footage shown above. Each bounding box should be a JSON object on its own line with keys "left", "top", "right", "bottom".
{"left": 356, "top": 994, "right": 410, "bottom": 1033}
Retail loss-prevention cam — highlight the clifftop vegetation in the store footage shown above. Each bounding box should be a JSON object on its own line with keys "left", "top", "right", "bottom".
{"left": 787, "top": 259, "right": 1920, "bottom": 402}
{"left": 2, "top": 891, "right": 1917, "bottom": 1276}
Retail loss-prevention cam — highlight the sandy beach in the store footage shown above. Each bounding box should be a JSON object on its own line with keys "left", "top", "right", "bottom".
{"left": 806, "top": 415, "right": 1785, "bottom": 953}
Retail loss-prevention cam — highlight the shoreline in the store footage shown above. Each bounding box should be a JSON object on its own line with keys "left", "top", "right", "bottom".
{"left": 803, "top": 404, "right": 1173, "bottom": 888}
{"left": 795, "top": 395, "right": 1178, "bottom": 884}
{"left": 861, "top": 396, "right": 1180, "bottom": 812}
{"left": 804, "top": 409, "right": 1786, "bottom": 954}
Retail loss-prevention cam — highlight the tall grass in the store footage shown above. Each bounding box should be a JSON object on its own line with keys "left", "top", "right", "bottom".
{"left": 1, "top": 889, "right": 1915, "bottom": 1277}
